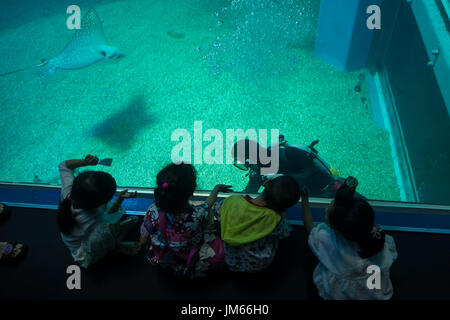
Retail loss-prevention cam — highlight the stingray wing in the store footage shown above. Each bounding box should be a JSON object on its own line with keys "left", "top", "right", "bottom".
{"left": 38, "top": 8, "right": 119, "bottom": 75}
{"left": 62, "top": 8, "right": 109, "bottom": 53}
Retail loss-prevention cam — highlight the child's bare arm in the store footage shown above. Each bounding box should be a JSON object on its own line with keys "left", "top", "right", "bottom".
{"left": 206, "top": 184, "right": 232, "bottom": 207}
{"left": 139, "top": 212, "right": 151, "bottom": 245}
{"left": 301, "top": 188, "right": 315, "bottom": 234}
{"left": 59, "top": 155, "right": 99, "bottom": 199}
{"left": 206, "top": 185, "right": 232, "bottom": 224}
{"left": 107, "top": 190, "right": 137, "bottom": 214}
{"left": 65, "top": 155, "right": 99, "bottom": 170}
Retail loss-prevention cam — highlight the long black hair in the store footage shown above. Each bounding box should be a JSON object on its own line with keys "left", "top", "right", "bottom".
{"left": 57, "top": 171, "right": 117, "bottom": 234}
{"left": 328, "top": 182, "right": 385, "bottom": 259}
{"left": 154, "top": 162, "right": 197, "bottom": 213}
{"left": 262, "top": 175, "right": 301, "bottom": 213}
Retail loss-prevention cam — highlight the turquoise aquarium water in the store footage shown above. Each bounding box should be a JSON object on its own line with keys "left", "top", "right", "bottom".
{"left": 0, "top": 0, "right": 448, "bottom": 204}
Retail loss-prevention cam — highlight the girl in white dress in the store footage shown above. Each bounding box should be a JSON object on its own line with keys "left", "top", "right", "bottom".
{"left": 301, "top": 177, "right": 398, "bottom": 300}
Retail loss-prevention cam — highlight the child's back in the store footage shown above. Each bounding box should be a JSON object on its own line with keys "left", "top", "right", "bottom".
{"left": 308, "top": 222, "right": 397, "bottom": 300}
{"left": 58, "top": 157, "right": 139, "bottom": 268}
{"left": 304, "top": 177, "right": 398, "bottom": 299}
{"left": 216, "top": 176, "right": 301, "bottom": 272}
{"left": 58, "top": 160, "right": 122, "bottom": 266}
{"left": 140, "top": 162, "right": 226, "bottom": 277}
{"left": 141, "top": 201, "right": 212, "bottom": 276}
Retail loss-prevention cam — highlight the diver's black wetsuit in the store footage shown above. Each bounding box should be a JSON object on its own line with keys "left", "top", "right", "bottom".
{"left": 243, "top": 145, "right": 340, "bottom": 197}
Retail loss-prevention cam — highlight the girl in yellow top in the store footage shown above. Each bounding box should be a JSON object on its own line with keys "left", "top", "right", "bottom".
{"left": 212, "top": 175, "right": 301, "bottom": 272}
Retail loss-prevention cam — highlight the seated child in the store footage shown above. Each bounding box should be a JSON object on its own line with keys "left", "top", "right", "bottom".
{"left": 58, "top": 155, "right": 141, "bottom": 268}
{"left": 139, "top": 162, "right": 231, "bottom": 278}
{"left": 301, "top": 176, "right": 398, "bottom": 300}
{"left": 0, "top": 203, "right": 27, "bottom": 264}
{"left": 212, "top": 175, "right": 301, "bottom": 273}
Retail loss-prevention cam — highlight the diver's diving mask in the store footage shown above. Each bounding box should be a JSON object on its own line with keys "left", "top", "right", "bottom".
{"left": 232, "top": 159, "right": 250, "bottom": 171}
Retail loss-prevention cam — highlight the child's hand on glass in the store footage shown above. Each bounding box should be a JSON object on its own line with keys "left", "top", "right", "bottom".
{"left": 214, "top": 184, "right": 233, "bottom": 193}
{"left": 206, "top": 185, "right": 232, "bottom": 208}
{"left": 108, "top": 190, "right": 137, "bottom": 214}
{"left": 118, "top": 190, "right": 138, "bottom": 200}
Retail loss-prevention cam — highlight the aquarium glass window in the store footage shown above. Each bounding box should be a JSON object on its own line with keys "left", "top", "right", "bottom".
{"left": 0, "top": 0, "right": 448, "bottom": 205}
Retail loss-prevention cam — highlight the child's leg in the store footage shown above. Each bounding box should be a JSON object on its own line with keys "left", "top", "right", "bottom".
{"left": 78, "top": 224, "right": 116, "bottom": 268}
{"left": 110, "top": 216, "right": 139, "bottom": 241}
{"left": 109, "top": 217, "right": 141, "bottom": 255}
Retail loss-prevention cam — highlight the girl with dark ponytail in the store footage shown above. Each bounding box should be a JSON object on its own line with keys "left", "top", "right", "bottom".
{"left": 301, "top": 177, "right": 398, "bottom": 300}
{"left": 58, "top": 155, "right": 141, "bottom": 268}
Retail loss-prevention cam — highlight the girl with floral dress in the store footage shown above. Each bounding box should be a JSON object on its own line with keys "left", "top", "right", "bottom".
{"left": 139, "top": 162, "right": 231, "bottom": 277}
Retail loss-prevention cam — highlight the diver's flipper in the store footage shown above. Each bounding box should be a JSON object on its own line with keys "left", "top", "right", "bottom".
{"left": 309, "top": 140, "right": 320, "bottom": 154}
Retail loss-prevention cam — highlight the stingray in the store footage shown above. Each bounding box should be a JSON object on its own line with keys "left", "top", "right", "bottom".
{"left": 0, "top": 8, "right": 124, "bottom": 77}
{"left": 37, "top": 7, "right": 124, "bottom": 76}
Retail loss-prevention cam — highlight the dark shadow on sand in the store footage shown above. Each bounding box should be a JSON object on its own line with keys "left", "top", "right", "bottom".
{"left": 91, "top": 94, "right": 154, "bottom": 151}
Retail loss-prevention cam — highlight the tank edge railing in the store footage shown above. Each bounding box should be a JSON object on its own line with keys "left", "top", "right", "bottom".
{"left": 0, "top": 181, "right": 449, "bottom": 214}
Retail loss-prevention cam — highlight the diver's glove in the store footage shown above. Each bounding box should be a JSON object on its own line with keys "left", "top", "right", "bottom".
{"left": 344, "top": 176, "right": 358, "bottom": 192}
{"left": 243, "top": 168, "right": 264, "bottom": 194}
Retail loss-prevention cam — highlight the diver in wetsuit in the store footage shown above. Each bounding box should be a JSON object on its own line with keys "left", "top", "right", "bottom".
{"left": 232, "top": 136, "right": 347, "bottom": 198}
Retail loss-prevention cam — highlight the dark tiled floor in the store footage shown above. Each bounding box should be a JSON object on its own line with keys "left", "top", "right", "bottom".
{"left": 0, "top": 207, "right": 449, "bottom": 299}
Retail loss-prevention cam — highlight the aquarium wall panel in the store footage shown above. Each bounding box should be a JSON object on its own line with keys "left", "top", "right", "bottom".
{"left": 412, "top": 0, "right": 450, "bottom": 116}
{"left": 315, "top": 0, "right": 382, "bottom": 71}
{"left": 384, "top": 0, "right": 450, "bottom": 205}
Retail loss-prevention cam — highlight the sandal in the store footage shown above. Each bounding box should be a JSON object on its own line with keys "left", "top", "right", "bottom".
{"left": 0, "top": 203, "right": 11, "bottom": 223}
{"left": 0, "top": 242, "right": 27, "bottom": 264}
